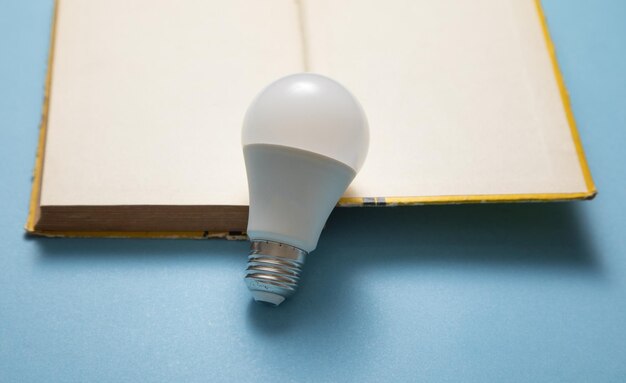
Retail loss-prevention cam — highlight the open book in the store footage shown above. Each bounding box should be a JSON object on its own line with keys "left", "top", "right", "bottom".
{"left": 27, "top": 0, "right": 595, "bottom": 237}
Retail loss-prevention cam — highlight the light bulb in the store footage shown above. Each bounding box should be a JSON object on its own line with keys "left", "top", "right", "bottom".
{"left": 241, "top": 73, "right": 369, "bottom": 305}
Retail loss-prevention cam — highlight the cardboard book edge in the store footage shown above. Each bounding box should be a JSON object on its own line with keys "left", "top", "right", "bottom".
{"left": 25, "top": 0, "right": 58, "bottom": 235}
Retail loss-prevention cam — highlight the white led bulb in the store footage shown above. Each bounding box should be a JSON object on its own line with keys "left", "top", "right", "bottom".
{"left": 242, "top": 73, "right": 369, "bottom": 305}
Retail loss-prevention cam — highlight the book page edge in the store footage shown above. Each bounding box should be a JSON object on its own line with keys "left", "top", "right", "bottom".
{"left": 26, "top": 230, "right": 245, "bottom": 240}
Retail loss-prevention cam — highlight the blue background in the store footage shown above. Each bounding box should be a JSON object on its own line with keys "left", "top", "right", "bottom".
{"left": 1, "top": 1, "right": 625, "bottom": 381}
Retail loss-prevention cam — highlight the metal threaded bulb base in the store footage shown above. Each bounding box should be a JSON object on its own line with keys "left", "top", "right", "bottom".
{"left": 244, "top": 240, "right": 308, "bottom": 306}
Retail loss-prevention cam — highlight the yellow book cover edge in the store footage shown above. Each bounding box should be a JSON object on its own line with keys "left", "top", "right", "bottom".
{"left": 25, "top": 0, "right": 597, "bottom": 238}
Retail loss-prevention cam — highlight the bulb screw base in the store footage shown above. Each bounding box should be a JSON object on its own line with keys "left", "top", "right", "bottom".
{"left": 244, "top": 240, "right": 307, "bottom": 306}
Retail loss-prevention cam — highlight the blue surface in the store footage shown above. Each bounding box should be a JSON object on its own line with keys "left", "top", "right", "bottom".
{"left": 1, "top": 1, "right": 625, "bottom": 381}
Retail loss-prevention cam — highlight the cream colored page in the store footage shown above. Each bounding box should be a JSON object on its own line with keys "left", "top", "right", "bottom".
{"left": 41, "top": 0, "right": 303, "bottom": 206}
{"left": 303, "top": 0, "right": 588, "bottom": 198}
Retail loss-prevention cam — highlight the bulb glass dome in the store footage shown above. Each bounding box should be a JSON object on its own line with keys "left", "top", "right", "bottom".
{"left": 242, "top": 73, "right": 369, "bottom": 171}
